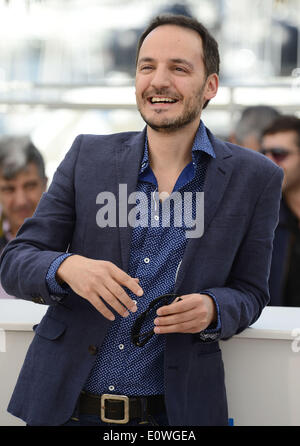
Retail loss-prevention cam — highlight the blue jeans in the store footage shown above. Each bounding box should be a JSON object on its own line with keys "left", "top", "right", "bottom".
{"left": 63, "top": 411, "right": 169, "bottom": 426}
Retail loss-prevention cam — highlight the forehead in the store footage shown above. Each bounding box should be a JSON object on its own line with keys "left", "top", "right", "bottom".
{"left": 263, "top": 131, "right": 299, "bottom": 149}
{"left": 139, "top": 24, "right": 204, "bottom": 62}
{"left": 0, "top": 162, "right": 41, "bottom": 184}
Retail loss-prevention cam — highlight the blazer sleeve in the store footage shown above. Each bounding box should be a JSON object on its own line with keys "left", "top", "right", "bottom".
{"left": 204, "top": 166, "right": 283, "bottom": 340}
{"left": 0, "top": 135, "right": 83, "bottom": 305}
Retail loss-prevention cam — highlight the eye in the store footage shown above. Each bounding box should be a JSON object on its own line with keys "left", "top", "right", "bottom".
{"left": 139, "top": 65, "right": 153, "bottom": 72}
{"left": 26, "top": 182, "right": 38, "bottom": 190}
{"left": 174, "top": 66, "right": 187, "bottom": 73}
{"left": 1, "top": 187, "right": 14, "bottom": 195}
{"left": 1, "top": 188, "right": 14, "bottom": 195}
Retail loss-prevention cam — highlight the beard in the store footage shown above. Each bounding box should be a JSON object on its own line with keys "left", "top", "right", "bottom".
{"left": 137, "top": 85, "right": 205, "bottom": 133}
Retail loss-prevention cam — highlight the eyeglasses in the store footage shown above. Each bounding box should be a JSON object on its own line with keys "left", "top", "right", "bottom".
{"left": 131, "top": 293, "right": 180, "bottom": 347}
{"left": 259, "top": 147, "right": 292, "bottom": 162}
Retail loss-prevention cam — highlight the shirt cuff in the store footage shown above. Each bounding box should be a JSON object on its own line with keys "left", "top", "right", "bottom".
{"left": 46, "top": 253, "right": 73, "bottom": 302}
{"left": 198, "top": 291, "right": 221, "bottom": 341}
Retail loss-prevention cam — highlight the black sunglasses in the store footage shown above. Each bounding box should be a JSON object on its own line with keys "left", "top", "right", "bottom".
{"left": 131, "top": 293, "right": 181, "bottom": 347}
{"left": 260, "top": 147, "right": 292, "bottom": 162}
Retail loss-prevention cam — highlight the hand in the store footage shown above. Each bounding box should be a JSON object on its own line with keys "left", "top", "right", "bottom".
{"left": 56, "top": 255, "right": 143, "bottom": 321}
{"left": 153, "top": 293, "right": 217, "bottom": 334}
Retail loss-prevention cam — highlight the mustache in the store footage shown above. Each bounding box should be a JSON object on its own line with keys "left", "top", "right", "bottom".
{"left": 143, "top": 89, "right": 182, "bottom": 101}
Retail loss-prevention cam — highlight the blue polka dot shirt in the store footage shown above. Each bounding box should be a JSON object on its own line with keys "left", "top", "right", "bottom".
{"left": 46, "top": 120, "right": 221, "bottom": 396}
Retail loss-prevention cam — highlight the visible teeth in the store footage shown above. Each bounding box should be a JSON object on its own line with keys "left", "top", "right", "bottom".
{"left": 151, "top": 97, "right": 176, "bottom": 103}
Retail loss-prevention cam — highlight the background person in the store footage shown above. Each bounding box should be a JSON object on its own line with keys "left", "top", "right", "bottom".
{"left": 0, "top": 136, "right": 47, "bottom": 298}
{"left": 260, "top": 115, "right": 300, "bottom": 306}
{"left": 229, "top": 105, "right": 280, "bottom": 151}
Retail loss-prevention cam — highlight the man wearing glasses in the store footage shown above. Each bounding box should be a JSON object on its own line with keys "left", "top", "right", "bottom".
{"left": 260, "top": 115, "right": 300, "bottom": 306}
{"left": 1, "top": 15, "right": 283, "bottom": 426}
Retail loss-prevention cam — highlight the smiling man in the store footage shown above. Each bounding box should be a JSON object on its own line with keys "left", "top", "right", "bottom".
{"left": 135, "top": 29, "right": 214, "bottom": 131}
{"left": 0, "top": 15, "right": 283, "bottom": 426}
{"left": 135, "top": 21, "right": 217, "bottom": 133}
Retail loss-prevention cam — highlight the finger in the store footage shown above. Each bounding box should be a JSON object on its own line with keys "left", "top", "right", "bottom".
{"left": 154, "top": 319, "right": 201, "bottom": 334}
{"left": 111, "top": 266, "right": 144, "bottom": 297}
{"left": 174, "top": 296, "right": 183, "bottom": 302}
{"left": 156, "top": 296, "right": 196, "bottom": 316}
{"left": 99, "top": 286, "right": 131, "bottom": 318}
{"left": 154, "top": 309, "right": 196, "bottom": 327}
{"left": 87, "top": 292, "right": 116, "bottom": 321}
{"left": 104, "top": 278, "right": 138, "bottom": 313}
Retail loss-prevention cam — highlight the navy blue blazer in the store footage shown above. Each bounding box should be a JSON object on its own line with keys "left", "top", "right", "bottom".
{"left": 0, "top": 127, "right": 283, "bottom": 426}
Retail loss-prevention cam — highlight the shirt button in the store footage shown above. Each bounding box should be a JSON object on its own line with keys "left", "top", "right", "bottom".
{"left": 154, "top": 215, "right": 159, "bottom": 221}
{"left": 144, "top": 257, "right": 150, "bottom": 264}
{"left": 109, "top": 385, "right": 115, "bottom": 391}
{"left": 119, "top": 344, "right": 124, "bottom": 350}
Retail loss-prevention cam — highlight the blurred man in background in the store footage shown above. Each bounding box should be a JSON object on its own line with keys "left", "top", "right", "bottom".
{"left": 0, "top": 136, "right": 47, "bottom": 298}
{"left": 260, "top": 115, "right": 300, "bottom": 306}
{"left": 230, "top": 105, "right": 280, "bottom": 151}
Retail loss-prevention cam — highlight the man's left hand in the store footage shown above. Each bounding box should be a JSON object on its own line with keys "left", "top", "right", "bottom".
{"left": 153, "top": 293, "right": 217, "bottom": 334}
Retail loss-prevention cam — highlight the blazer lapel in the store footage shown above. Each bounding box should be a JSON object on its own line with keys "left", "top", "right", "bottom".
{"left": 202, "top": 130, "right": 234, "bottom": 232}
{"left": 175, "top": 132, "right": 234, "bottom": 291}
{"left": 116, "top": 128, "right": 146, "bottom": 273}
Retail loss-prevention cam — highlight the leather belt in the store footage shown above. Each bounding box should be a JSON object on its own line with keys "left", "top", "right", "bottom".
{"left": 79, "top": 391, "right": 166, "bottom": 424}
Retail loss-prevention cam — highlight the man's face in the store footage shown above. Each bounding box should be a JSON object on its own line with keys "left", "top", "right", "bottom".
{"left": 135, "top": 24, "right": 218, "bottom": 133}
{"left": 261, "top": 131, "right": 300, "bottom": 191}
{"left": 0, "top": 162, "right": 47, "bottom": 235}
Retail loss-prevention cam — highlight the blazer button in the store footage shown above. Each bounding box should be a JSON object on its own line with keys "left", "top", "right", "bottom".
{"left": 32, "top": 296, "right": 46, "bottom": 304}
{"left": 88, "top": 345, "right": 98, "bottom": 355}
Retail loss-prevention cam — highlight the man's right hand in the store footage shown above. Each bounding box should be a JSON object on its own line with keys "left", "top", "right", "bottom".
{"left": 56, "top": 255, "right": 143, "bottom": 321}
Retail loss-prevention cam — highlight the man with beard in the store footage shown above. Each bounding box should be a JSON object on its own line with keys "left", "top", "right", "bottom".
{"left": 260, "top": 116, "right": 300, "bottom": 306}
{"left": 0, "top": 15, "right": 283, "bottom": 426}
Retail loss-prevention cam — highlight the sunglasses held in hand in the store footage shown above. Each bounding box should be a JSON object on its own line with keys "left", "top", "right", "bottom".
{"left": 131, "top": 293, "right": 181, "bottom": 347}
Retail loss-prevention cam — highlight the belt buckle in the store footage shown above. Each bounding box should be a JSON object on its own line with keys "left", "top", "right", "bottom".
{"left": 101, "top": 394, "right": 130, "bottom": 424}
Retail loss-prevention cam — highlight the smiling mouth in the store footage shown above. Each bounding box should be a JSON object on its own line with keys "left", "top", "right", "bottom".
{"left": 148, "top": 97, "right": 178, "bottom": 104}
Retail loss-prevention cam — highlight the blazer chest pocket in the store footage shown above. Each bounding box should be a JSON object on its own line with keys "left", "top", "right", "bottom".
{"left": 35, "top": 314, "right": 66, "bottom": 340}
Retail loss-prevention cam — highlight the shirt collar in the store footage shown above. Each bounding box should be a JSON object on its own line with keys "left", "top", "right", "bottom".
{"left": 139, "top": 120, "right": 215, "bottom": 175}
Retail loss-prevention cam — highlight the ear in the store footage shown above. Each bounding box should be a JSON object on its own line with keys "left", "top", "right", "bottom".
{"left": 203, "top": 73, "right": 219, "bottom": 103}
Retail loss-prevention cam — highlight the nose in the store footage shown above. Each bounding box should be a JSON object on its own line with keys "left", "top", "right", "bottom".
{"left": 150, "top": 65, "right": 171, "bottom": 90}
{"left": 13, "top": 188, "right": 28, "bottom": 207}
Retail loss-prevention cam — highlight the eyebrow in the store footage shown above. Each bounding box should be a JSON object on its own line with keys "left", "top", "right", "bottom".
{"left": 137, "top": 57, "right": 194, "bottom": 70}
{"left": 170, "top": 58, "right": 194, "bottom": 70}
